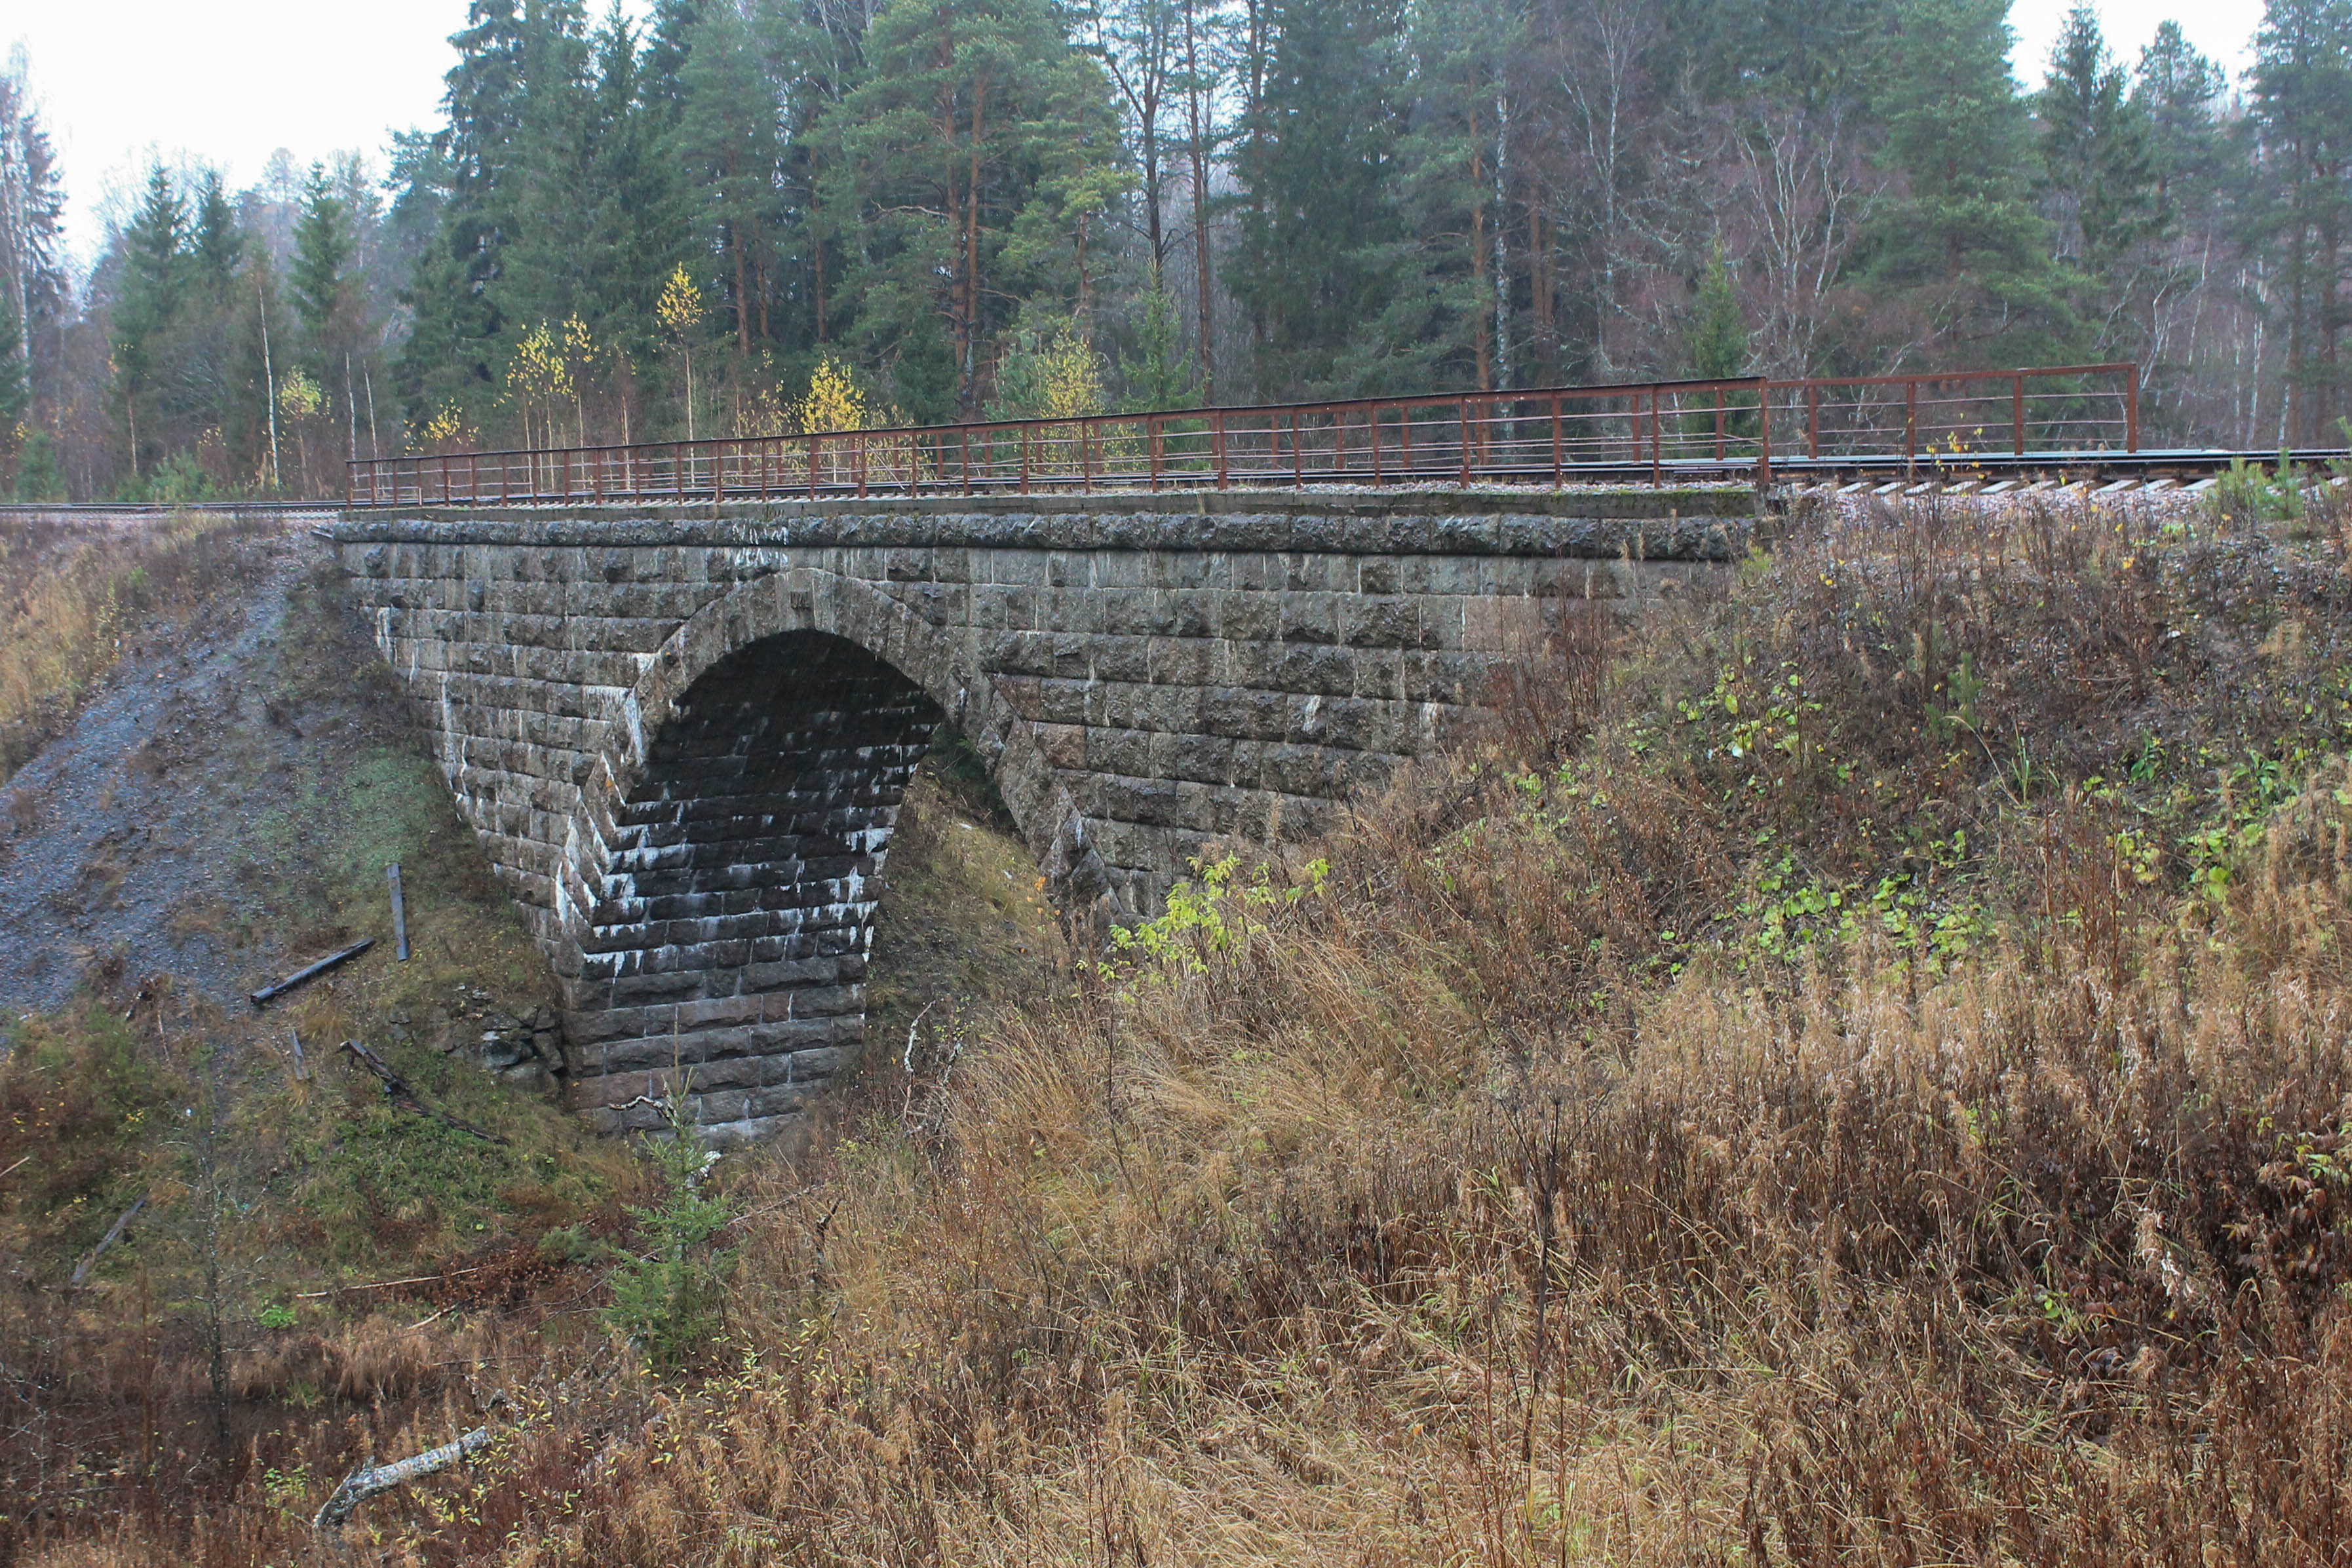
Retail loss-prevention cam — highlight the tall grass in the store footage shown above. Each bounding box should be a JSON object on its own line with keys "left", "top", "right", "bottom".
{"left": 18, "top": 494, "right": 2352, "bottom": 1564}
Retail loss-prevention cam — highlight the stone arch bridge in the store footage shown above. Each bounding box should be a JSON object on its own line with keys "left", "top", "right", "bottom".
{"left": 329, "top": 488, "right": 1752, "bottom": 1143}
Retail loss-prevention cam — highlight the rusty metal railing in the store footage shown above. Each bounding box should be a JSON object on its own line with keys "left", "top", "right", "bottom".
{"left": 346, "top": 364, "right": 2140, "bottom": 507}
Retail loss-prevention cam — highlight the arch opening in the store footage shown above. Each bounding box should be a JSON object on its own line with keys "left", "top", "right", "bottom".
{"left": 568, "top": 630, "right": 944, "bottom": 1143}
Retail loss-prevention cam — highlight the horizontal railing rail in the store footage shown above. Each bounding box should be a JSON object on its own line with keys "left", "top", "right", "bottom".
{"left": 346, "top": 364, "right": 2142, "bottom": 507}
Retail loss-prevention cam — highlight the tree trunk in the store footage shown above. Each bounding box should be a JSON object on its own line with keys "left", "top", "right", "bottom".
{"left": 1471, "top": 102, "right": 1492, "bottom": 392}
{"left": 963, "top": 71, "right": 992, "bottom": 419}
{"left": 1185, "top": 0, "right": 1216, "bottom": 402}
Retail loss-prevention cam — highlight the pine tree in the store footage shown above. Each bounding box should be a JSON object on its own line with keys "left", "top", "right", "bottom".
{"left": 672, "top": 0, "right": 781, "bottom": 363}
{"left": 816, "top": 0, "right": 1127, "bottom": 422}
{"left": 1665, "top": 0, "right": 1896, "bottom": 111}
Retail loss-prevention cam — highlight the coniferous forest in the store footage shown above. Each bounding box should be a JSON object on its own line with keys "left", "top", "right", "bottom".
{"left": 1, "top": 0, "right": 2350, "bottom": 502}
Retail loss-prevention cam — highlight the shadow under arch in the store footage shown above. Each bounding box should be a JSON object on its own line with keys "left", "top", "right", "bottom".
{"left": 556, "top": 568, "right": 1108, "bottom": 1144}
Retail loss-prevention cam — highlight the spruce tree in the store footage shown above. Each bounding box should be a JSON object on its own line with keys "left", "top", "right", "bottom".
{"left": 487, "top": 0, "right": 599, "bottom": 338}
{"left": 0, "top": 296, "right": 26, "bottom": 436}
{"left": 640, "top": 0, "right": 703, "bottom": 112}
{"left": 2246, "top": 0, "right": 2352, "bottom": 443}
{"left": 2038, "top": 5, "right": 2162, "bottom": 280}
{"left": 2135, "top": 21, "right": 2229, "bottom": 218}
{"left": 1397, "top": 0, "right": 1526, "bottom": 391}
{"left": 189, "top": 172, "right": 243, "bottom": 293}
{"left": 1687, "top": 240, "right": 1748, "bottom": 381}
{"left": 1685, "top": 239, "right": 1757, "bottom": 438}
{"left": 396, "top": 0, "right": 528, "bottom": 428}
{"left": 113, "top": 166, "right": 187, "bottom": 476}
{"left": 582, "top": 2, "right": 687, "bottom": 367}
{"left": 1119, "top": 286, "right": 1196, "bottom": 410}
{"left": 1227, "top": 0, "right": 1415, "bottom": 398}
{"left": 1863, "top": 0, "right": 2072, "bottom": 361}
{"left": 291, "top": 163, "right": 352, "bottom": 344}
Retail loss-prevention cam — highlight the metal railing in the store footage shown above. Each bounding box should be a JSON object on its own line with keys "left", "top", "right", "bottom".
{"left": 345, "top": 363, "right": 2140, "bottom": 507}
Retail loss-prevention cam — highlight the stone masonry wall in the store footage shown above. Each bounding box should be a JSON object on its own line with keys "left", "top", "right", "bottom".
{"left": 331, "top": 488, "right": 1754, "bottom": 1142}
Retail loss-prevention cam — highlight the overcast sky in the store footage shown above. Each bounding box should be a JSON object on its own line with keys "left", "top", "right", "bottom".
{"left": 7, "top": 0, "right": 2264, "bottom": 275}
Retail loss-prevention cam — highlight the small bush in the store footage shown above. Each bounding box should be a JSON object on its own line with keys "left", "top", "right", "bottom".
{"left": 600, "top": 1092, "right": 737, "bottom": 1373}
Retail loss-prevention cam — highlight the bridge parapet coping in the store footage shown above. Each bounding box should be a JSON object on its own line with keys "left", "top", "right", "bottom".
{"left": 324, "top": 485, "right": 1758, "bottom": 560}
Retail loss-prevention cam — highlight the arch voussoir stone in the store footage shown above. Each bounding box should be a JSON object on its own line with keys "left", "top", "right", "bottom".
{"left": 332, "top": 488, "right": 1752, "bottom": 1142}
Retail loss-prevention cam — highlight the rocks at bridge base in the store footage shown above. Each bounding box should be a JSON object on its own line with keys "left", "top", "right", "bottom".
{"left": 331, "top": 487, "right": 1754, "bottom": 1143}
{"left": 564, "top": 631, "right": 940, "bottom": 1143}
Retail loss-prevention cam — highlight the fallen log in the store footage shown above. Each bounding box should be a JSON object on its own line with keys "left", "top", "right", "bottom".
{"left": 339, "top": 1041, "right": 507, "bottom": 1145}
{"left": 387, "top": 863, "right": 410, "bottom": 961}
{"left": 313, "top": 1421, "right": 498, "bottom": 1540}
{"left": 250, "top": 939, "right": 375, "bottom": 1006}
{"left": 70, "top": 1195, "right": 146, "bottom": 1286}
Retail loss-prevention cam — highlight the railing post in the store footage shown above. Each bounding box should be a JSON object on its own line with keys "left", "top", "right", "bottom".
{"left": 2126, "top": 368, "right": 2140, "bottom": 453}
{"left": 1292, "top": 410, "right": 1304, "bottom": 487}
{"left": 1458, "top": 398, "right": 1472, "bottom": 486}
{"left": 1649, "top": 390, "right": 1661, "bottom": 488}
{"left": 1371, "top": 406, "right": 1383, "bottom": 485}
{"left": 1019, "top": 426, "right": 1031, "bottom": 495}
{"left": 1715, "top": 387, "right": 1725, "bottom": 462}
{"left": 1213, "top": 410, "right": 1227, "bottom": 489}
{"left": 1551, "top": 394, "right": 1564, "bottom": 486}
{"left": 1807, "top": 383, "right": 1820, "bottom": 460}
{"left": 961, "top": 430, "right": 973, "bottom": 497}
{"left": 1904, "top": 379, "right": 1918, "bottom": 481}
{"left": 2013, "top": 373, "right": 2026, "bottom": 457}
{"left": 1756, "top": 377, "right": 1772, "bottom": 488}
{"left": 1149, "top": 415, "right": 1163, "bottom": 491}
{"left": 857, "top": 431, "right": 868, "bottom": 498}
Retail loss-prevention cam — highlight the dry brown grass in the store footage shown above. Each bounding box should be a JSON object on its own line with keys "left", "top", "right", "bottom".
{"left": 0, "top": 512, "right": 274, "bottom": 783}
{"left": 17, "top": 498, "right": 2352, "bottom": 1565}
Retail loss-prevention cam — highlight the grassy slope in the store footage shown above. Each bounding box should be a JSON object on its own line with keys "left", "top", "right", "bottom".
{"left": 17, "top": 495, "right": 2352, "bottom": 1563}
